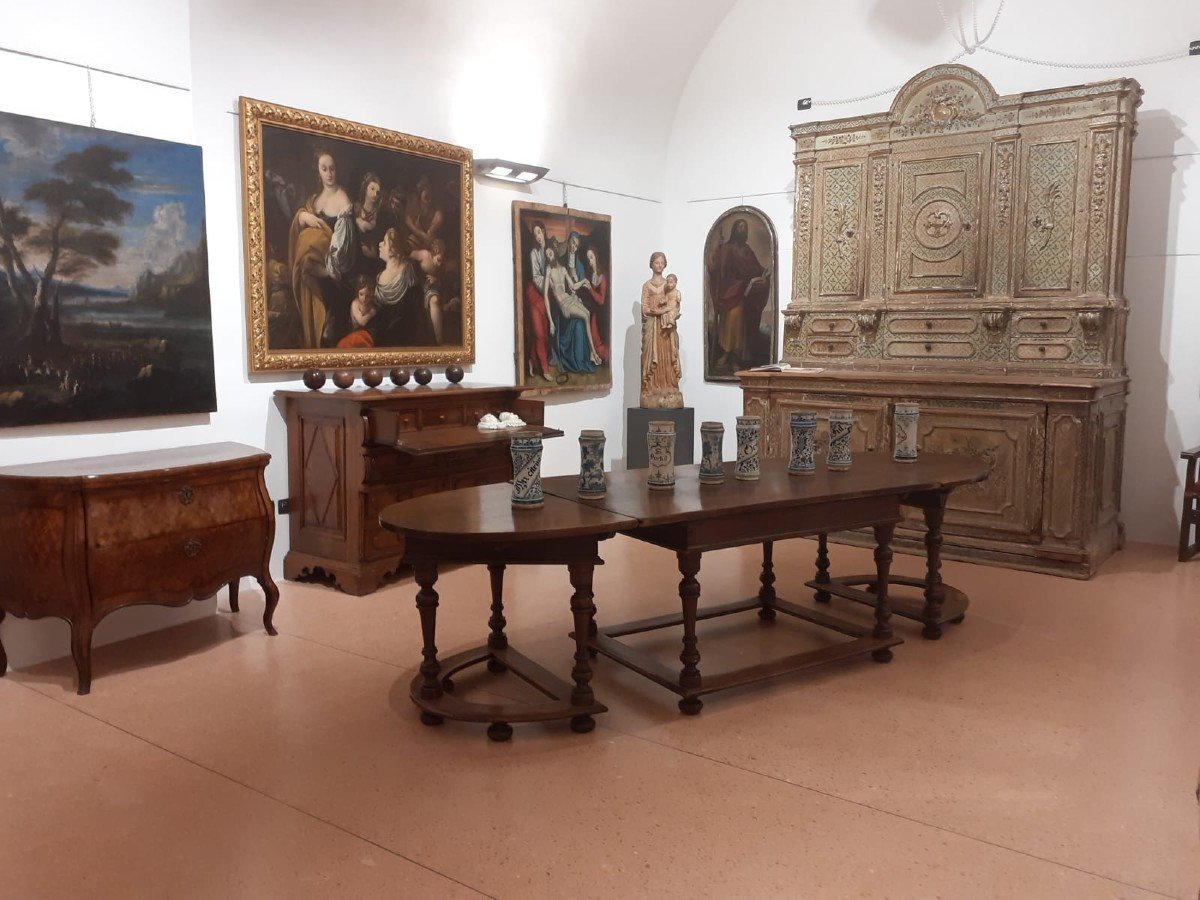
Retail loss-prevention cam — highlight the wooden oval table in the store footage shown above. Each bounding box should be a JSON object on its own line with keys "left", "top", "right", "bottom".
{"left": 379, "top": 482, "right": 636, "bottom": 741}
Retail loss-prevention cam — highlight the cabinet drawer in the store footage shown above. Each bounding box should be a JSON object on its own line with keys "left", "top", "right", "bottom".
{"left": 365, "top": 409, "right": 419, "bottom": 445}
{"left": 885, "top": 341, "right": 974, "bottom": 359}
{"left": 89, "top": 518, "right": 268, "bottom": 616}
{"left": 419, "top": 406, "right": 465, "bottom": 428}
{"left": 1015, "top": 314, "right": 1072, "bottom": 335}
{"left": 888, "top": 316, "right": 976, "bottom": 335}
{"left": 807, "top": 339, "right": 855, "bottom": 357}
{"left": 1015, "top": 341, "right": 1072, "bottom": 361}
{"left": 809, "top": 317, "right": 856, "bottom": 335}
{"left": 87, "top": 475, "right": 262, "bottom": 548}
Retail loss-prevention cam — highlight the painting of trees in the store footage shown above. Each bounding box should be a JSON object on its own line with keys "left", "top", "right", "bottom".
{"left": 0, "top": 111, "right": 215, "bottom": 427}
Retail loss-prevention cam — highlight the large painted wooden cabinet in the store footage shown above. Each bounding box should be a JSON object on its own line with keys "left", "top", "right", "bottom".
{"left": 742, "top": 65, "right": 1141, "bottom": 578}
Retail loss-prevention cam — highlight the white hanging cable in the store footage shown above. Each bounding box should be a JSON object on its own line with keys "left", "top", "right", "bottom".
{"left": 980, "top": 44, "right": 1191, "bottom": 69}
{"left": 936, "top": 0, "right": 972, "bottom": 52}
{"left": 976, "top": 0, "right": 1006, "bottom": 46}
{"left": 810, "top": 50, "right": 969, "bottom": 107}
{"left": 86, "top": 67, "right": 96, "bottom": 128}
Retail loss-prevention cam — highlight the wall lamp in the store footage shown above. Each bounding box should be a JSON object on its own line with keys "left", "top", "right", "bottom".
{"left": 473, "top": 158, "right": 549, "bottom": 184}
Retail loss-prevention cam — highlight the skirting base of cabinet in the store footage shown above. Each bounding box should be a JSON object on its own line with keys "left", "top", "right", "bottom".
{"left": 826, "top": 521, "right": 1123, "bottom": 580}
{"left": 284, "top": 551, "right": 406, "bottom": 596}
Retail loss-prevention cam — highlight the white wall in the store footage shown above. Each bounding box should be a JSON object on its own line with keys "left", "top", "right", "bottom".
{"left": 0, "top": 0, "right": 736, "bottom": 666}
{"left": 664, "top": 0, "right": 1200, "bottom": 546}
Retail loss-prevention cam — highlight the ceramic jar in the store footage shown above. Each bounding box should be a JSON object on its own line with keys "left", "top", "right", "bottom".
{"left": 509, "top": 432, "right": 545, "bottom": 509}
{"left": 646, "top": 421, "right": 676, "bottom": 491}
{"left": 699, "top": 421, "right": 725, "bottom": 485}
{"left": 826, "top": 409, "right": 853, "bottom": 471}
{"left": 893, "top": 403, "right": 919, "bottom": 463}
{"left": 788, "top": 412, "right": 817, "bottom": 475}
{"left": 735, "top": 415, "right": 761, "bottom": 481}
{"left": 577, "top": 429, "right": 607, "bottom": 498}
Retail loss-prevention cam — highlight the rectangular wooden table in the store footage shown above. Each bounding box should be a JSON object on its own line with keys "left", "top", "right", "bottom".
{"left": 543, "top": 453, "right": 988, "bottom": 715}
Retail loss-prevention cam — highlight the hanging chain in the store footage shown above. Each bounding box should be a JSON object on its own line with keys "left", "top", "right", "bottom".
{"left": 86, "top": 67, "right": 96, "bottom": 127}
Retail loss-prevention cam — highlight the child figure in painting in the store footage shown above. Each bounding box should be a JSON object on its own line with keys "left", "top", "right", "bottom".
{"left": 662, "top": 273, "right": 682, "bottom": 331}
{"left": 337, "top": 275, "right": 377, "bottom": 348}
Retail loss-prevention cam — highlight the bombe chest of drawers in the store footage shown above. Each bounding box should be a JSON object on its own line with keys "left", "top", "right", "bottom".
{"left": 745, "top": 64, "right": 1142, "bottom": 578}
{"left": 0, "top": 442, "right": 278, "bottom": 694}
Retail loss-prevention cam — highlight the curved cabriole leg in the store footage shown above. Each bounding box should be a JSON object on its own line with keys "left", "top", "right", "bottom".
{"left": 568, "top": 560, "right": 598, "bottom": 734}
{"left": 487, "top": 563, "right": 507, "bottom": 673}
{"left": 676, "top": 550, "right": 703, "bottom": 715}
{"left": 871, "top": 524, "right": 895, "bottom": 663}
{"left": 0, "top": 609, "right": 7, "bottom": 676}
{"left": 414, "top": 561, "right": 443, "bottom": 725}
{"left": 813, "top": 533, "right": 831, "bottom": 603}
{"left": 70, "top": 617, "right": 94, "bottom": 695}
{"left": 228, "top": 579, "right": 240, "bottom": 614}
{"left": 757, "top": 541, "right": 777, "bottom": 621}
{"left": 258, "top": 576, "right": 280, "bottom": 637}
{"left": 921, "top": 495, "right": 948, "bottom": 640}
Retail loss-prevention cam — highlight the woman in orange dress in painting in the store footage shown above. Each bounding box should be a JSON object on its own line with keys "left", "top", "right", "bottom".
{"left": 288, "top": 148, "right": 353, "bottom": 348}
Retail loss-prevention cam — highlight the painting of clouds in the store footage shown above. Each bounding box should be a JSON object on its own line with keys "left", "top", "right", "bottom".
{"left": 0, "top": 110, "right": 215, "bottom": 427}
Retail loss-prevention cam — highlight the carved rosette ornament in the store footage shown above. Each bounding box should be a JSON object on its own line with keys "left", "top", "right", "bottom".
{"left": 1079, "top": 310, "right": 1105, "bottom": 348}
{"left": 982, "top": 308, "right": 1010, "bottom": 340}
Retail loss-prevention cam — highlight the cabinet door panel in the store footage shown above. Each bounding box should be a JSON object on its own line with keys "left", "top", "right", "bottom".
{"left": 909, "top": 403, "right": 1045, "bottom": 538}
{"left": 759, "top": 395, "right": 886, "bottom": 461}
{"left": 894, "top": 150, "right": 985, "bottom": 296}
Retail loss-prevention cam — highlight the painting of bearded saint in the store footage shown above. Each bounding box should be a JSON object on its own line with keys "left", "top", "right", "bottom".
{"left": 702, "top": 206, "right": 778, "bottom": 382}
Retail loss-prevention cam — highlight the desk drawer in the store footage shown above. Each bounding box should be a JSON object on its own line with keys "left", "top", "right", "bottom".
{"left": 89, "top": 518, "right": 268, "bottom": 616}
{"left": 87, "top": 475, "right": 262, "bottom": 548}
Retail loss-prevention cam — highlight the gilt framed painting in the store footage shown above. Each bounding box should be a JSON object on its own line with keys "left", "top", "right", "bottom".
{"left": 0, "top": 110, "right": 216, "bottom": 427}
{"left": 512, "top": 201, "right": 611, "bottom": 393}
{"left": 702, "top": 205, "right": 778, "bottom": 382}
{"left": 240, "top": 98, "right": 474, "bottom": 372}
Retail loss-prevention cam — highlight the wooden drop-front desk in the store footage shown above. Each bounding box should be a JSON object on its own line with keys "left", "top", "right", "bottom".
{"left": 380, "top": 453, "right": 987, "bottom": 740}
{"left": 275, "top": 383, "right": 560, "bottom": 595}
{"left": 0, "top": 443, "right": 278, "bottom": 694}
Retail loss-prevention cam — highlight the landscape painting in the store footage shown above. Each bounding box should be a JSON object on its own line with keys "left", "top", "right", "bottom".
{"left": 703, "top": 205, "right": 778, "bottom": 382}
{"left": 0, "top": 110, "right": 215, "bottom": 428}
{"left": 241, "top": 97, "right": 475, "bottom": 372}
{"left": 513, "top": 201, "right": 611, "bottom": 393}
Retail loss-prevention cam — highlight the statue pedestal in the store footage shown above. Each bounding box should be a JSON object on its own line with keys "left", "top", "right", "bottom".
{"left": 626, "top": 407, "right": 694, "bottom": 469}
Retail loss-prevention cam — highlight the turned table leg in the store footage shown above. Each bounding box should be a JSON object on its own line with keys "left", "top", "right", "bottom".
{"left": 677, "top": 550, "right": 703, "bottom": 715}
{"left": 921, "top": 493, "right": 950, "bottom": 640}
{"left": 757, "top": 541, "right": 777, "bottom": 621}
{"left": 486, "top": 563, "right": 508, "bottom": 674}
{"left": 871, "top": 524, "right": 895, "bottom": 663}
{"left": 813, "top": 533, "right": 831, "bottom": 603}
{"left": 567, "top": 560, "right": 598, "bottom": 734}
{"left": 227, "top": 579, "right": 240, "bottom": 613}
{"left": 414, "top": 561, "right": 444, "bottom": 726}
{"left": 70, "top": 616, "right": 94, "bottom": 695}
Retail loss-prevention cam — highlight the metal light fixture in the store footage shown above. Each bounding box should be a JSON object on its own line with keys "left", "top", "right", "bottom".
{"left": 473, "top": 158, "right": 549, "bottom": 184}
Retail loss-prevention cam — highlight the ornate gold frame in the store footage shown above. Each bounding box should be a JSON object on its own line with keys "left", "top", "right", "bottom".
{"left": 239, "top": 97, "right": 475, "bottom": 372}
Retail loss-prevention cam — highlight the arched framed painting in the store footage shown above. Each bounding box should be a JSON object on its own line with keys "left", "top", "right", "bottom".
{"left": 702, "top": 206, "right": 778, "bottom": 382}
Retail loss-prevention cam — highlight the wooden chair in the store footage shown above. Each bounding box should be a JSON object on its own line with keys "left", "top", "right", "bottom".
{"left": 1181, "top": 445, "right": 1200, "bottom": 561}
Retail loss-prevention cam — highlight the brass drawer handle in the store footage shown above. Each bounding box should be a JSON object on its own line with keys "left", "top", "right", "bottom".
{"left": 177, "top": 485, "right": 195, "bottom": 505}
{"left": 183, "top": 538, "right": 202, "bottom": 558}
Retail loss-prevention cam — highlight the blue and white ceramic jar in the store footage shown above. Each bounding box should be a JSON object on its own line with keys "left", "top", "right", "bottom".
{"left": 735, "top": 415, "right": 761, "bottom": 481}
{"left": 826, "top": 410, "right": 853, "bottom": 471}
{"left": 578, "top": 429, "right": 607, "bottom": 498}
{"left": 510, "top": 431, "right": 545, "bottom": 508}
{"left": 646, "top": 421, "right": 676, "bottom": 491}
{"left": 893, "top": 403, "right": 919, "bottom": 463}
{"left": 699, "top": 421, "right": 725, "bottom": 485}
{"left": 788, "top": 412, "right": 817, "bottom": 476}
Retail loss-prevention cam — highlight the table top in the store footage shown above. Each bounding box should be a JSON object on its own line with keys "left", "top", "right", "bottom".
{"left": 0, "top": 442, "right": 270, "bottom": 485}
{"left": 378, "top": 481, "right": 637, "bottom": 542}
{"left": 542, "top": 453, "right": 988, "bottom": 527}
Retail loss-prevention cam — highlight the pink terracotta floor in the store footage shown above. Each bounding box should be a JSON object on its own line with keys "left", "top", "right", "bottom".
{"left": 2, "top": 537, "right": 1197, "bottom": 898}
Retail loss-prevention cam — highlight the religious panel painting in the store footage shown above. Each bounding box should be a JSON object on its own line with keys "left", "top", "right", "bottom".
{"left": 703, "top": 205, "right": 778, "bottom": 382}
{"left": 240, "top": 98, "right": 474, "bottom": 372}
{"left": 512, "top": 201, "right": 612, "bottom": 393}
{"left": 0, "top": 110, "right": 216, "bottom": 427}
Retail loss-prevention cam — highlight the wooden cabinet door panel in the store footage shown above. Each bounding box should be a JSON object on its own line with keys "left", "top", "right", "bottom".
{"left": 911, "top": 403, "right": 1045, "bottom": 538}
